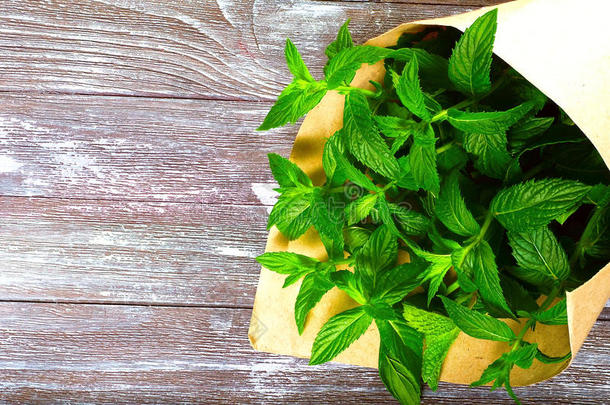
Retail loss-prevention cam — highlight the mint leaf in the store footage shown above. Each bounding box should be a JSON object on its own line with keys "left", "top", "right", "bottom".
{"left": 373, "top": 262, "right": 428, "bottom": 305}
{"left": 441, "top": 297, "right": 515, "bottom": 342}
{"left": 471, "top": 343, "right": 538, "bottom": 404}
{"left": 322, "top": 131, "right": 348, "bottom": 186}
{"left": 535, "top": 349, "right": 571, "bottom": 364}
{"left": 325, "top": 20, "right": 353, "bottom": 60}
{"left": 268, "top": 153, "right": 312, "bottom": 188}
{"left": 410, "top": 124, "right": 440, "bottom": 195}
{"left": 295, "top": 270, "right": 335, "bottom": 334}
{"left": 356, "top": 225, "right": 398, "bottom": 280}
{"left": 403, "top": 305, "right": 460, "bottom": 390}
{"left": 256, "top": 251, "right": 319, "bottom": 277}
{"left": 285, "top": 38, "right": 314, "bottom": 82}
{"left": 435, "top": 171, "right": 480, "bottom": 236}
{"left": 508, "top": 226, "right": 570, "bottom": 283}
{"left": 491, "top": 179, "right": 591, "bottom": 232}
{"left": 268, "top": 188, "right": 313, "bottom": 239}
{"left": 448, "top": 9, "right": 498, "bottom": 96}
{"left": 374, "top": 116, "right": 417, "bottom": 139}
{"left": 258, "top": 80, "right": 327, "bottom": 130}
{"left": 344, "top": 226, "right": 371, "bottom": 251}
{"left": 509, "top": 116, "right": 554, "bottom": 149}
{"left": 463, "top": 132, "right": 511, "bottom": 179}
{"left": 395, "top": 156, "right": 419, "bottom": 190}
{"left": 447, "top": 102, "right": 533, "bottom": 135}
{"left": 309, "top": 306, "right": 373, "bottom": 365}
{"left": 331, "top": 270, "right": 367, "bottom": 304}
{"left": 311, "top": 188, "right": 344, "bottom": 250}
{"left": 344, "top": 92, "right": 400, "bottom": 178}
{"left": 393, "top": 56, "right": 430, "bottom": 120}
{"left": 325, "top": 46, "right": 391, "bottom": 89}
{"left": 390, "top": 48, "right": 450, "bottom": 89}
{"left": 377, "top": 319, "right": 423, "bottom": 405}
{"left": 468, "top": 240, "right": 513, "bottom": 316}
{"left": 346, "top": 193, "right": 379, "bottom": 225}
{"left": 388, "top": 202, "right": 431, "bottom": 236}
{"left": 420, "top": 255, "right": 453, "bottom": 306}
{"left": 520, "top": 299, "right": 567, "bottom": 325}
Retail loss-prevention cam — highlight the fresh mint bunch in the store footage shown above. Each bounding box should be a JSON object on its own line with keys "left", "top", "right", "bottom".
{"left": 255, "top": 9, "right": 610, "bottom": 404}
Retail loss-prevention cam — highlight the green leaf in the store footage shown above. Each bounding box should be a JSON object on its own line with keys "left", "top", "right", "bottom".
{"left": 420, "top": 256, "right": 453, "bottom": 306}
{"left": 471, "top": 343, "right": 538, "bottom": 404}
{"left": 535, "top": 349, "right": 571, "bottom": 364}
{"left": 329, "top": 138, "right": 380, "bottom": 192}
{"left": 331, "top": 270, "right": 367, "bottom": 304}
{"left": 520, "top": 299, "right": 567, "bottom": 325}
{"left": 508, "top": 116, "right": 555, "bottom": 148}
{"left": 346, "top": 193, "right": 379, "bottom": 225}
{"left": 403, "top": 305, "right": 459, "bottom": 390}
{"left": 388, "top": 202, "right": 431, "bottom": 236}
{"left": 325, "top": 46, "right": 391, "bottom": 89}
{"left": 309, "top": 306, "right": 373, "bottom": 365}
{"left": 268, "top": 188, "right": 313, "bottom": 239}
{"left": 325, "top": 20, "right": 354, "bottom": 60}
{"left": 343, "top": 92, "right": 400, "bottom": 178}
{"left": 447, "top": 102, "right": 533, "bottom": 135}
{"left": 395, "top": 156, "right": 419, "bottom": 190}
{"left": 491, "top": 179, "right": 591, "bottom": 232}
{"left": 256, "top": 251, "right": 319, "bottom": 277}
{"left": 310, "top": 188, "right": 344, "bottom": 250}
{"left": 448, "top": 9, "right": 498, "bottom": 96}
{"left": 440, "top": 297, "right": 515, "bottom": 342}
{"left": 470, "top": 241, "right": 513, "bottom": 316}
{"left": 508, "top": 226, "right": 570, "bottom": 283}
{"left": 322, "top": 131, "right": 348, "bottom": 186}
{"left": 268, "top": 153, "right": 312, "bottom": 188}
{"left": 377, "top": 319, "right": 423, "bottom": 405}
{"left": 463, "top": 132, "right": 511, "bottom": 179}
{"left": 374, "top": 116, "right": 417, "bottom": 138}
{"left": 389, "top": 48, "right": 451, "bottom": 89}
{"left": 393, "top": 56, "right": 430, "bottom": 120}
{"left": 295, "top": 271, "right": 335, "bottom": 334}
{"left": 258, "top": 80, "right": 328, "bottom": 131}
{"left": 285, "top": 38, "right": 314, "bottom": 82}
{"left": 410, "top": 124, "right": 440, "bottom": 195}
{"left": 435, "top": 171, "right": 480, "bottom": 236}
{"left": 365, "top": 302, "right": 399, "bottom": 321}
{"left": 356, "top": 225, "right": 398, "bottom": 280}
{"left": 344, "top": 226, "right": 371, "bottom": 251}
{"left": 374, "top": 262, "right": 428, "bottom": 305}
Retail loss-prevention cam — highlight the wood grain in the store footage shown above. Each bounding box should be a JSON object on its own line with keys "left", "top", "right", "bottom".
{"left": 0, "top": 94, "right": 292, "bottom": 204}
{"left": 0, "top": 0, "right": 476, "bottom": 101}
{"left": 0, "top": 303, "right": 606, "bottom": 404}
{"left": 0, "top": 196, "right": 269, "bottom": 306}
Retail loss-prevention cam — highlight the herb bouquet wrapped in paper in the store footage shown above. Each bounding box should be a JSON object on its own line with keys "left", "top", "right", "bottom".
{"left": 249, "top": 0, "right": 610, "bottom": 403}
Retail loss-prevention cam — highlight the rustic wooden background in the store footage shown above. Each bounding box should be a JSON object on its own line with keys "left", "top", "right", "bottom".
{"left": 0, "top": 0, "right": 607, "bottom": 403}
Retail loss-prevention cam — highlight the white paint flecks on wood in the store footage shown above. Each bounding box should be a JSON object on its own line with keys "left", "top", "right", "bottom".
{"left": 0, "top": 155, "right": 23, "bottom": 173}
{"left": 0, "top": 0, "right": 475, "bottom": 100}
{"left": 0, "top": 303, "right": 606, "bottom": 403}
{"left": 0, "top": 94, "right": 294, "bottom": 203}
{"left": 0, "top": 196, "right": 268, "bottom": 306}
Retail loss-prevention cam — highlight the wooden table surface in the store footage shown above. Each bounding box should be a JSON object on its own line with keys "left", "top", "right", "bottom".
{"left": 0, "top": 0, "right": 608, "bottom": 403}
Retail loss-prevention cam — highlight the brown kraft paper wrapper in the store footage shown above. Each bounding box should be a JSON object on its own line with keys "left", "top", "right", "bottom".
{"left": 249, "top": 0, "right": 610, "bottom": 386}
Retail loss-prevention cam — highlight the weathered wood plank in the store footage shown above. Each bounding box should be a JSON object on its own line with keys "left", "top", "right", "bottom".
{"left": 0, "top": 94, "right": 290, "bottom": 204}
{"left": 0, "top": 303, "right": 606, "bottom": 403}
{"left": 0, "top": 196, "right": 268, "bottom": 306}
{"left": 319, "top": 0, "right": 505, "bottom": 5}
{"left": 0, "top": 0, "right": 476, "bottom": 100}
